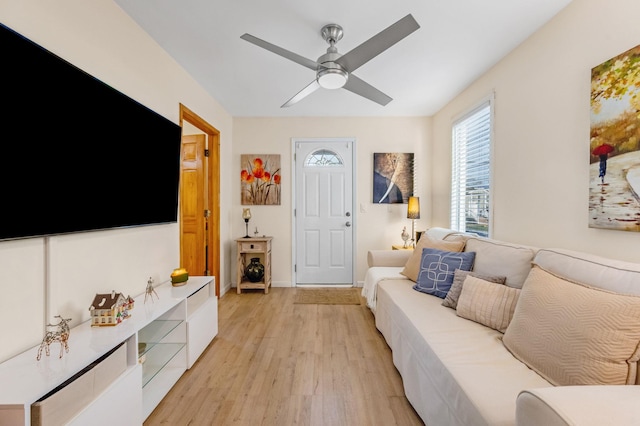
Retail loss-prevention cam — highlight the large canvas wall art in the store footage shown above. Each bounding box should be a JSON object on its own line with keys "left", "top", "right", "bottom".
{"left": 241, "top": 154, "right": 281, "bottom": 205}
{"left": 590, "top": 44, "right": 640, "bottom": 231}
{"left": 373, "top": 153, "right": 414, "bottom": 204}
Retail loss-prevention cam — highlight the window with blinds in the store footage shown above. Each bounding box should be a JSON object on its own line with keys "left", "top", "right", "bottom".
{"left": 451, "top": 100, "right": 492, "bottom": 237}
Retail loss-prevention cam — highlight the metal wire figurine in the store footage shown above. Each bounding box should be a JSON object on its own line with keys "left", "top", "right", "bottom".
{"left": 37, "top": 315, "right": 72, "bottom": 361}
{"left": 145, "top": 276, "right": 159, "bottom": 303}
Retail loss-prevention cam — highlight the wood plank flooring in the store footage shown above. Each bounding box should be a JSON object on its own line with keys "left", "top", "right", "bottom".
{"left": 144, "top": 287, "right": 424, "bottom": 426}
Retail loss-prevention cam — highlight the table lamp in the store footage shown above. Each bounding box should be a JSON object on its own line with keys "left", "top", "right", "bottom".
{"left": 407, "top": 196, "right": 420, "bottom": 247}
{"left": 242, "top": 208, "right": 252, "bottom": 238}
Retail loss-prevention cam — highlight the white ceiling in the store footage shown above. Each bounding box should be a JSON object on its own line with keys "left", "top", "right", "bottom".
{"left": 113, "top": 0, "right": 573, "bottom": 117}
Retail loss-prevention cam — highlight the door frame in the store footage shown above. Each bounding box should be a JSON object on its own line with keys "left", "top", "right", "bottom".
{"left": 179, "top": 103, "right": 220, "bottom": 296}
{"left": 291, "top": 137, "right": 357, "bottom": 287}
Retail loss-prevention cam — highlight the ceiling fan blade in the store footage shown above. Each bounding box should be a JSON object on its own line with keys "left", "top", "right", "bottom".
{"left": 281, "top": 80, "right": 321, "bottom": 108}
{"left": 343, "top": 74, "right": 392, "bottom": 106}
{"left": 335, "top": 14, "right": 420, "bottom": 73}
{"left": 241, "top": 33, "right": 320, "bottom": 71}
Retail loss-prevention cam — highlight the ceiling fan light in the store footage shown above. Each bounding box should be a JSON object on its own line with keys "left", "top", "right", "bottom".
{"left": 317, "top": 68, "right": 348, "bottom": 89}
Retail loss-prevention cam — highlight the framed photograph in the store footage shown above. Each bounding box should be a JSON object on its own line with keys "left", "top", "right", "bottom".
{"left": 241, "top": 154, "right": 281, "bottom": 205}
{"left": 589, "top": 44, "right": 640, "bottom": 231}
{"left": 373, "top": 153, "right": 414, "bottom": 204}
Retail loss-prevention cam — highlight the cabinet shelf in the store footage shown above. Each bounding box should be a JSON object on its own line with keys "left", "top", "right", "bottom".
{"left": 138, "top": 303, "right": 187, "bottom": 415}
{"left": 139, "top": 320, "right": 183, "bottom": 346}
{"left": 141, "top": 342, "right": 186, "bottom": 387}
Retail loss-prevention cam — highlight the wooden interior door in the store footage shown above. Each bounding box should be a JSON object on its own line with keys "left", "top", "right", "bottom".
{"left": 180, "top": 134, "right": 207, "bottom": 276}
{"left": 179, "top": 103, "right": 220, "bottom": 296}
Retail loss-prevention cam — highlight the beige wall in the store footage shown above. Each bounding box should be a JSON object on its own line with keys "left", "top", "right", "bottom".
{"left": 4, "top": 0, "right": 640, "bottom": 364}
{"left": 0, "top": 0, "right": 233, "bottom": 363}
{"left": 432, "top": 0, "right": 640, "bottom": 263}
{"left": 231, "top": 117, "right": 431, "bottom": 290}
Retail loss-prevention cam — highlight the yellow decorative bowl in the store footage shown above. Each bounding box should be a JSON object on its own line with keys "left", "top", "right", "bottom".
{"left": 171, "top": 268, "right": 188, "bottom": 286}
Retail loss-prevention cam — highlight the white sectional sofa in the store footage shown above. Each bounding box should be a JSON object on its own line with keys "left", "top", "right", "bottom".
{"left": 362, "top": 228, "right": 640, "bottom": 426}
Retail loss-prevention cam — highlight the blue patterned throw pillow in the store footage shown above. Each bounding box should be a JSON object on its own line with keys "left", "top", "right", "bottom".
{"left": 413, "top": 248, "right": 476, "bottom": 298}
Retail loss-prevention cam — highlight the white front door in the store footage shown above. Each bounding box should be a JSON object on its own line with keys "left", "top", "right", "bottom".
{"left": 294, "top": 139, "right": 355, "bottom": 285}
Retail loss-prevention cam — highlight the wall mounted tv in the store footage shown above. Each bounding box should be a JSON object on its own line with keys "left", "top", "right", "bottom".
{"left": 0, "top": 23, "right": 183, "bottom": 241}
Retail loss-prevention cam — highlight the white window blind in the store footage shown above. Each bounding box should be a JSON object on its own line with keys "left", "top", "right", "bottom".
{"left": 451, "top": 101, "right": 491, "bottom": 237}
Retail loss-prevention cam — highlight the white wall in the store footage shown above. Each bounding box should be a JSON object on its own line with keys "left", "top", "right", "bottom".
{"left": 232, "top": 117, "right": 430, "bottom": 289}
{"left": 0, "top": 0, "right": 233, "bottom": 363}
{"left": 432, "top": 0, "right": 640, "bottom": 263}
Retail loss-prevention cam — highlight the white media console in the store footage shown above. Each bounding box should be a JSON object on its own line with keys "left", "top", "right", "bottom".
{"left": 0, "top": 276, "right": 217, "bottom": 426}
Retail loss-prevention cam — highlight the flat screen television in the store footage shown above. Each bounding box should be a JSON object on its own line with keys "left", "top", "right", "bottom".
{"left": 0, "top": 22, "right": 182, "bottom": 241}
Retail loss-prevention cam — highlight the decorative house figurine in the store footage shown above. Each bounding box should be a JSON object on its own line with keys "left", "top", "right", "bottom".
{"left": 89, "top": 290, "right": 132, "bottom": 327}
{"left": 37, "top": 315, "right": 72, "bottom": 361}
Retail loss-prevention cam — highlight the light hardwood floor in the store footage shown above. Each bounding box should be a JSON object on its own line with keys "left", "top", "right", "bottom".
{"left": 144, "top": 287, "right": 424, "bottom": 426}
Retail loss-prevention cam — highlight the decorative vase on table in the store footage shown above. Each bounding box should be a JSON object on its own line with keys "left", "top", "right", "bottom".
{"left": 245, "top": 257, "right": 265, "bottom": 282}
{"left": 401, "top": 226, "right": 410, "bottom": 248}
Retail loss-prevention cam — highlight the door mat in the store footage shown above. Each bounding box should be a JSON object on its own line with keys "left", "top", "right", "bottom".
{"left": 294, "top": 288, "right": 362, "bottom": 305}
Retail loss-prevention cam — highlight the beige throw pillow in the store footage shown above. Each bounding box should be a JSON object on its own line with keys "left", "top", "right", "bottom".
{"left": 442, "top": 269, "right": 507, "bottom": 309}
{"left": 502, "top": 266, "right": 640, "bottom": 386}
{"left": 456, "top": 276, "right": 520, "bottom": 333}
{"left": 400, "top": 234, "right": 465, "bottom": 282}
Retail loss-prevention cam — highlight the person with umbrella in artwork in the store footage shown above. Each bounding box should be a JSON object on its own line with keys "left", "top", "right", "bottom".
{"left": 592, "top": 143, "right": 614, "bottom": 184}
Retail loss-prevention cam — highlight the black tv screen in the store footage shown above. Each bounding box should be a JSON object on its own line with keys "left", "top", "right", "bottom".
{"left": 0, "top": 23, "right": 182, "bottom": 241}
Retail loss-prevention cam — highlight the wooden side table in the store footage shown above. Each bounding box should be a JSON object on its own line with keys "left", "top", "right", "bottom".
{"left": 236, "top": 237, "right": 272, "bottom": 294}
{"left": 392, "top": 244, "right": 414, "bottom": 251}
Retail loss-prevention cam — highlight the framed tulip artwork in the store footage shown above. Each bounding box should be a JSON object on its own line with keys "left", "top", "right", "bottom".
{"left": 589, "top": 43, "right": 640, "bottom": 231}
{"left": 241, "top": 154, "right": 281, "bottom": 205}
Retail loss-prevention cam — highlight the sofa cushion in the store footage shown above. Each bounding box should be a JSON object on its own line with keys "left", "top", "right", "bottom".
{"left": 413, "top": 248, "right": 475, "bottom": 298}
{"left": 375, "top": 278, "right": 553, "bottom": 425}
{"left": 516, "top": 386, "right": 640, "bottom": 426}
{"left": 456, "top": 276, "right": 521, "bottom": 333}
{"left": 533, "top": 248, "right": 640, "bottom": 296}
{"left": 502, "top": 266, "right": 640, "bottom": 386}
{"left": 401, "top": 234, "right": 465, "bottom": 282}
{"left": 464, "top": 237, "right": 536, "bottom": 288}
{"left": 424, "top": 227, "right": 475, "bottom": 241}
{"left": 442, "top": 269, "right": 506, "bottom": 309}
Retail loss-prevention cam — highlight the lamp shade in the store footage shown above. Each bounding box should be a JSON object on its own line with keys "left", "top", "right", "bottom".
{"left": 407, "top": 196, "right": 420, "bottom": 219}
{"left": 242, "top": 208, "right": 252, "bottom": 220}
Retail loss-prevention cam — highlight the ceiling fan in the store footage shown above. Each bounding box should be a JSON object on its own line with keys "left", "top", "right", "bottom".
{"left": 240, "top": 14, "right": 420, "bottom": 108}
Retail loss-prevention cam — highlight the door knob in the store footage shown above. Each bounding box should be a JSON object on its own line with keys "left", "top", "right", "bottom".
{"left": 345, "top": 221, "right": 351, "bottom": 227}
